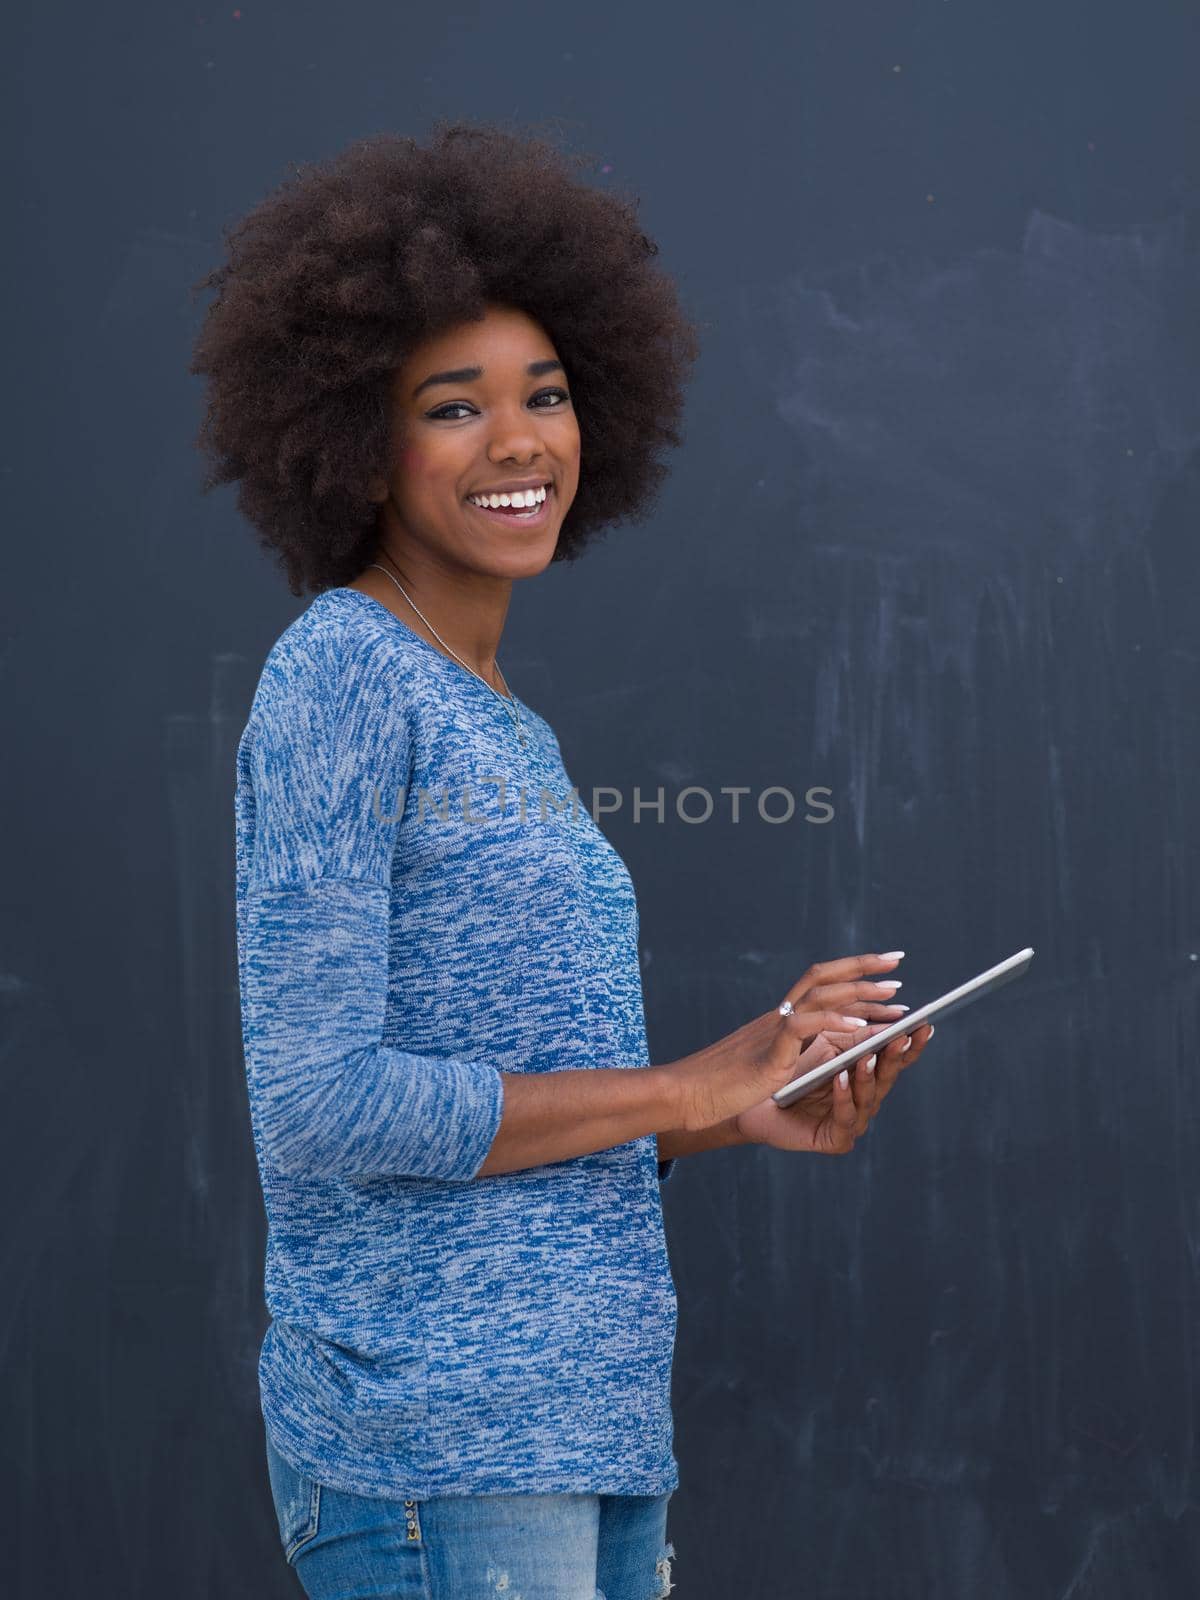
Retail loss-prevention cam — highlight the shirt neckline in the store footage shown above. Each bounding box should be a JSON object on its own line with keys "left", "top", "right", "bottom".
{"left": 323, "top": 585, "right": 526, "bottom": 712}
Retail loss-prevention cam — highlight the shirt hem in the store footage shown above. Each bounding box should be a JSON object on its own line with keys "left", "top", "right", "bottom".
{"left": 263, "top": 1405, "right": 679, "bottom": 1500}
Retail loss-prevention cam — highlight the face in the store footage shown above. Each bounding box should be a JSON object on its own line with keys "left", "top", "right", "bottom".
{"left": 369, "top": 303, "right": 581, "bottom": 580}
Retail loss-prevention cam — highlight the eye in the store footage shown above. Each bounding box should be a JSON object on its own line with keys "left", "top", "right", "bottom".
{"left": 426, "top": 387, "right": 571, "bottom": 422}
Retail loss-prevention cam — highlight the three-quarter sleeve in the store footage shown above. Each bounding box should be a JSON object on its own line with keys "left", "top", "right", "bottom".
{"left": 237, "top": 629, "right": 505, "bottom": 1183}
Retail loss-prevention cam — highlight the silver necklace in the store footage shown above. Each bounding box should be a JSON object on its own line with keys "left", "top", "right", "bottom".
{"left": 367, "top": 562, "right": 527, "bottom": 748}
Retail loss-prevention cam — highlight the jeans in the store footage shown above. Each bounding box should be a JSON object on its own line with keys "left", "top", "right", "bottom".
{"left": 265, "top": 1426, "right": 677, "bottom": 1599}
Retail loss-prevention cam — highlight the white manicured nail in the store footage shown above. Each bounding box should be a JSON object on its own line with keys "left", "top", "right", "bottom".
{"left": 876, "top": 980, "right": 902, "bottom": 991}
{"left": 839, "top": 1070, "right": 849, "bottom": 1088}
{"left": 865, "top": 1055, "right": 877, "bottom": 1073}
{"left": 841, "top": 1015, "right": 867, "bottom": 1027}
{"left": 880, "top": 951, "right": 905, "bottom": 960}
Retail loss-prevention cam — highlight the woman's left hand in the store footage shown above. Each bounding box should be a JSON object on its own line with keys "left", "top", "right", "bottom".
{"left": 733, "top": 1021, "right": 935, "bottom": 1155}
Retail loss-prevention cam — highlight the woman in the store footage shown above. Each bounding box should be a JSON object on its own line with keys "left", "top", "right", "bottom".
{"left": 191, "top": 120, "right": 931, "bottom": 1600}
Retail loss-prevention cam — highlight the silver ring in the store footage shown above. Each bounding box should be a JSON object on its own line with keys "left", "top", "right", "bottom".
{"left": 777, "top": 999, "right": 794, "bottom": 1016}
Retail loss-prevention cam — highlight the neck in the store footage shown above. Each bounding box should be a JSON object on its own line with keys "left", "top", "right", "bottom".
{"left": 353, "top": 545, "right": 513, "bottom": 687}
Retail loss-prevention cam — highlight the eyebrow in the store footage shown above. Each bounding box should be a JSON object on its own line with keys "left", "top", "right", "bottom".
{"left": 412, "top": 358, "right": 565, "bottom": 400}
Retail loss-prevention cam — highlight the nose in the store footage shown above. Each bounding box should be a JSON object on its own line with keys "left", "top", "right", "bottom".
{"left": 486, "top": 402, "right": 550, "bottom": 465}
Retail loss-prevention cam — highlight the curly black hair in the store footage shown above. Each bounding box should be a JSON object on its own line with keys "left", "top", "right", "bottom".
{"left": 189, "top": 118, "right": 702, "bottom": 597}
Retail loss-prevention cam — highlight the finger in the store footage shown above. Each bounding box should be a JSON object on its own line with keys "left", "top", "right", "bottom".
{"left": 775, "top": 1006, "right": 874, "bottom": 1044}
{"left": 819, "top": 1030, "right": 883, "bottom": 1107}
{"left": 846, "top": 1019, "right": 900, "bottom": 1047}
{"left": 795, "top": 1034, "right": 839, "bottom": 1070}
{"left": 829, "top": 1068, "right": 860, "bottom": 1153}
{"left": 779, "top": 951, "right": 905, "bottom": 1012}
{"left": 870, "top": 1028, "right": 909, "bottom": 1076}
{"left": 898, "top": 1021, "right": 934, "bottom": 1065}
{"left": 855, "top": 1053, "right": 879, "bottom": 1129}
{"left": 793, "top": 972, "right": 908, "bottom": 1011}
{"left": 816, "top": 1021, "right": 902, "bottom": 1069}
{"left": 791, "top": 994, "right": 909, "bottom": 1024}
{"left": 882, "top": 1030, "right": 914, "bottom": 1062}
{"left": 782, "top": 977, "right": 906, "bottom": 1013}
{"left": 874, "top": 1023, "right": 930, "bottom": 1092}
{"left": 891, "top": 1020, "right": 933, "bottom": 1060}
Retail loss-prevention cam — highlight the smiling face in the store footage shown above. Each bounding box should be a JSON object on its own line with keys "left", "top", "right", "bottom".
{"left": 369, "top": 302, "right": 582, "bottom": 581}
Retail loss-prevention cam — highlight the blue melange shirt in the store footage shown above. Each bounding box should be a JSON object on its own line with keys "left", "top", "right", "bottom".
{"left": 234, "top": 585, "right": 679, "bottom": 1499}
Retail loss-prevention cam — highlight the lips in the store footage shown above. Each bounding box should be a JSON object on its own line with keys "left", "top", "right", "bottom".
{"left": 465, "top": 486, "right": 554, "bottom": 525}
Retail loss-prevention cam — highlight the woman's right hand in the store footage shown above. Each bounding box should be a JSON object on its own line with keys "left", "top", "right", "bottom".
{"left": 664, "top": 952, "right": 908, "bottom": 1133}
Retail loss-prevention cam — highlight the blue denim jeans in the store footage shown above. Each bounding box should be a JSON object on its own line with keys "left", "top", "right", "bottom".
{"left": 265, "top": 1427, "right": 676, "bottom": 1599}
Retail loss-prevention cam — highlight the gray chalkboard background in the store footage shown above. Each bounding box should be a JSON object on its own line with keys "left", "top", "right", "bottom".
{"left": 5, "top": 2, "right": 1199, "bottom": 1595}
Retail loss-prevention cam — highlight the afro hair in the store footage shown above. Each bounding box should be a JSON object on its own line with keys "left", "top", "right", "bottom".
{"left": 189, "top": 118, "right": 702, "bottom": 596}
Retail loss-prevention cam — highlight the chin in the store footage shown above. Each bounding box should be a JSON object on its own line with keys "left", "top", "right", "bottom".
{"left": 499, "top": 534, "right": 560, "bottom": 578}
{"left": 456, "top": 517, "right": 561, "bottom": 576}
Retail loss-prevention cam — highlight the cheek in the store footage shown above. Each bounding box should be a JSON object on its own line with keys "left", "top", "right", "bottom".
{"left": 396, "top": 445, "right": 464, "bottom": 515}
{"left": 398, "top": 445, "right": 454, "bottom": 496}
{"left": 395, "top": 445, "right": 438, "bottom": 502}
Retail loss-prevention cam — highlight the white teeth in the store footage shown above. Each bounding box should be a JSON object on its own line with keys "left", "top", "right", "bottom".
{"left": 468, "top": 485, "right": 548, "bottom": 510}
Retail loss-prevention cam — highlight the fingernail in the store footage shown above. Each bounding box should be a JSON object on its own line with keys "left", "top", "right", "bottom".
{"left": 841, "top": 1015, "right": 867, "bottom": 1027}
{"left": 900, "top": 1036, "right": 912, "bottom": 1051}
{"left": 891, "top": 1004, "right": 910, "bottom": 1012}
{"left": 927, "top": 1025, "right": 935, "bottom": 1037}
{"left": 865, "top": 1055, "right": 877, "bottom": 1073}
{"left": 876, "top": 980, "right": 902, "bottom": 991}
{"left": 880, "top": 951, "right": 905, "bottom": 960}
{"left": 839, "top": 1069, "right": 849, "bottom": 1088}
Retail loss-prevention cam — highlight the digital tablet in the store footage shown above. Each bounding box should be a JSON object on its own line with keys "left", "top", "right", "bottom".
{"left": 771, "top": 946, "right": 1035, "bottom": 1107}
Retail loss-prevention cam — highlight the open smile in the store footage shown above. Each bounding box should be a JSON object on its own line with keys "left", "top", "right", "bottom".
{"left": 464, "top": 485, "right": 554, "bottom": 527}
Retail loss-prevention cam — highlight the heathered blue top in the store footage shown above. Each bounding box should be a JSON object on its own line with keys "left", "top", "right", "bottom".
{"left": 234, "top": 585, "right": 679, "bottom": 1500}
